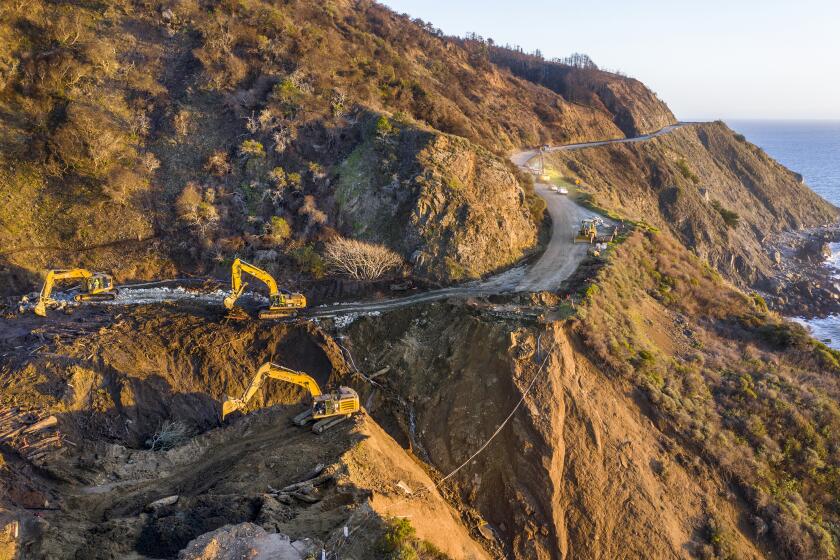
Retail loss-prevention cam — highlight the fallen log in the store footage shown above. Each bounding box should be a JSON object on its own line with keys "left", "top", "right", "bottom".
{"left": 22, "top": 416, "right": 58, "bottom": 435}
{"left": 279, "top": 470, "right": 333, "bottom": 493}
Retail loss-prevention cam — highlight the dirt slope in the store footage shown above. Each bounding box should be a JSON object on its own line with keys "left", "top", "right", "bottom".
{"left": 344, "top": 303, "right": 766, "bottom": 559}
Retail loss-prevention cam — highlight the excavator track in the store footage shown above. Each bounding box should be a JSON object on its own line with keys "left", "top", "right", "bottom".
{"left": 292, "top": 408, "right": 351, "bottom": 434}
{"left": 74, "top": 290, "right": 119, "bottom": 302}
{"left": 311, "top": 414, "right": 351, "bottom": 434}
{"left": 257, "top": 308, "right": 298, "bottom": 320}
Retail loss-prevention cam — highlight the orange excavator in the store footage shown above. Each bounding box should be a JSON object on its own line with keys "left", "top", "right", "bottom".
{"left": 34, "top": 269, "right": 118, "bottom": 317}
{"left": 223, "top": 258, "right": 306, "bottom": 319}
{"left": 222, "top": 362, "right": 360, "bottom": 433}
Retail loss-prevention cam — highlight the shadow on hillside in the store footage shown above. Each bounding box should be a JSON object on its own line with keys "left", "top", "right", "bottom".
{"left": 0, "top": 257, "right": 40, "bottom": 299}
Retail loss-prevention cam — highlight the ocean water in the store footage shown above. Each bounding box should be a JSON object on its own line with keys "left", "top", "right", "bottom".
{"left": 727, "top": 120, "right": 840, "bottom": 346}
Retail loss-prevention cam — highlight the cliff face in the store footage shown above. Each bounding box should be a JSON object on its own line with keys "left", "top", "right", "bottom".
{"left": 345, "top": 301, "right": 767, "bottom": 560}
{"left": 549, "top": 122, "right": 839, "bottom": 287}
{"left": 336, "top": 127, "right": 538, "bottom": 282}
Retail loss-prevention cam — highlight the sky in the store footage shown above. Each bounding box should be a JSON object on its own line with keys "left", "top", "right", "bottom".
{"left": 380, "top": 0, "right": 840, "bottom": 121}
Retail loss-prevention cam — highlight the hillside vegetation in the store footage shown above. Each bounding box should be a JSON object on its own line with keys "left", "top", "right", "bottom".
{"left": 0, "top": 0, "right": 660, "bottom": 293}
{"left": 576, "top": 230, "right": 840, "bottom": 559}
{"left": 475, "top": 43, "right": 676, "bottom": 136}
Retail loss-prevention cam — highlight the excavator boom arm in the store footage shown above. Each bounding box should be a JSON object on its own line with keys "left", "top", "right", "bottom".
{"left": 224, "top": 259, "right": 280, "bottom": 310}
{"left": 222, "top": 362, "right": 323, "bottom": 419}
{"left": 233, "top": 259, "right": 279, "bottom": 297}
{"left": 39, "top": 269, "right": 93, "bottom": 302}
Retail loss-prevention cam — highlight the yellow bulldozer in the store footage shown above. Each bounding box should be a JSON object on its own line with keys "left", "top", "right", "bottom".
{"left": 221, "top": 362, "right": 360, "bottom": 434}
{"left": 223, "top": 258, "right": 306, "bottom": 319}
{"left": 34, "top": 269, "right": 118, "bottom": 317}
{"left": 574, "top": 219, "right": 598, "bottom": 244}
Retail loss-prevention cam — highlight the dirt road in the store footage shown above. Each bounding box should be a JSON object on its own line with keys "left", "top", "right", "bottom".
{"left": 514, "top": 182, "right": 604, "bottom": 292}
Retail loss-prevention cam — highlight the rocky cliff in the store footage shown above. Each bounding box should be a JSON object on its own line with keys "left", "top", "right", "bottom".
{"left": 336, "top": 126, "right": 539, "bottom": 282}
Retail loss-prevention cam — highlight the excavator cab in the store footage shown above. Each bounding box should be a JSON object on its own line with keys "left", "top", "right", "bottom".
{"left": 80, "top": 274, "right": 114, "bottom": 298}
{"left": 313, "top": 388, "right": 360, "bottom": 420}
{"left": 267, "top": 290, "right": 307, "bottom": 315}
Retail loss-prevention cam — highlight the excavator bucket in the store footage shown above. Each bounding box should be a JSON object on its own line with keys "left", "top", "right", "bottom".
{"left": 223, "top": 287, "right": 243, "bottom": 310}
{"left": 33, "top": 301, "right": 47, "bottom": 317}
{"left": 221, "top": 397, "right": 243, "bottom": 420}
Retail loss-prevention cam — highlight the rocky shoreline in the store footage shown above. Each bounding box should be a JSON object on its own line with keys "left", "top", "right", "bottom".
{"left": 764, "top": 225, "right": 840, "bottom": 318}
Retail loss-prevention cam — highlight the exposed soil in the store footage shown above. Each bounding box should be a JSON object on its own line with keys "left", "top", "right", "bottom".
{"left": 0, "top": 302, "right": 491, "bottom": 559}
{"left": 0, "top": 280, "right": 806, "bottom": 560}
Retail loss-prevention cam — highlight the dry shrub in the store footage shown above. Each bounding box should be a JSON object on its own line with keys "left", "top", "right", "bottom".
{"left": 103, "top": 167, "right": 148, "bottom": 204}
{"left": 176, "top": 182, "right": 219, "bottom": 234}
{"left": 299, "top": 195, "right": 327, "bottom": 227}
{"left": 324, "top": 237, "right": 402, "bottom": 280}
{"left": 173, "top": 109, "right": 192, "bottom": 137}
{"left": 51, "top": 102, "right": 131, "bottom": 177}
{"left": 145, "top": 420, "right": 190, "bottom": 451}
{"left": 205, "top": 150, "right": 231, "bottom": 176}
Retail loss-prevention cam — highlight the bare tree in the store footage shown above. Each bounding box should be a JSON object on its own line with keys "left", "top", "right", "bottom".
{"left": 323, "top": 237, "right": 403, "bottom": 281}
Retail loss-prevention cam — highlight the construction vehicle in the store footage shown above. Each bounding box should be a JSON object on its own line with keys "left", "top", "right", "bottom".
{"left": 223, "top": 258, "right": 306, "bottom": 319}
{"left": 221, "top": 362, "right": 360, "bottom": 434}
{"left": 34, "top": 269, "right": 117, "bottom": 317}
{"left": 574, "top": 220, "right": 598, "bottom": 244}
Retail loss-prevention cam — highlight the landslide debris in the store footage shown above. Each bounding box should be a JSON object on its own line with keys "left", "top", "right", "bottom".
{"left": 177, "top": 523, "right": 314, "bottom": 560}
{"left": 2, "top": 243, "right": 840, "bottom": 560}
{"left": 343, "top": 301, "right": 764, "bottom": 559}
{"left": 0, "top": 304, "right": 487, "bottom": 559}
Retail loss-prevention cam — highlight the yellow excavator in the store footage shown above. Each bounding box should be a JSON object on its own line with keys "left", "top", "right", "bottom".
{"left": 34, "top": 269, "right": 118, "bottom": 317}
{"left": 221, "top": 362, "right": 360, "bottom": 434}
{"left": 574, "top": 219, "right": 598, "bottom": 244}
{"left": 223, "top": 258, "right": 306, "bottom": 319}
